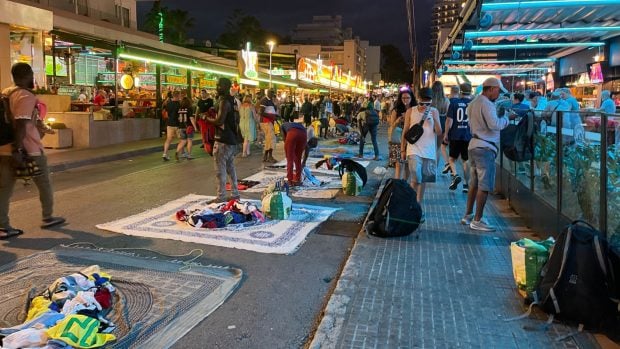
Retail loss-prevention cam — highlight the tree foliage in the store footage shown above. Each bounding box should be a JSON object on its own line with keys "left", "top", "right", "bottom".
{"left": 380, "top": 45, "right": 411, "bottom": 84}
{"left": 140, "top": 3, "right": 195, "bottom": 45}
{"left": 217, "top": 9, "right": 279, "bottom": 49}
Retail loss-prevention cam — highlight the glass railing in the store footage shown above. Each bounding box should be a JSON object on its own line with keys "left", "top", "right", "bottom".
{"left": 499, "top": 107, "right": 620, "bottom": 251}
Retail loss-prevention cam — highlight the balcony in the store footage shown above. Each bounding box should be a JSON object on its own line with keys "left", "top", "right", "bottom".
{"left": 11, "top": 0, "right": 135, "bottom": 29}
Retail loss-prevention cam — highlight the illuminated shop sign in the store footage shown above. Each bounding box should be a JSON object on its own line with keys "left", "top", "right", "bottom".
{"left": 297, "top": 57, "right": 365, "bottom": 91}
{"left": 165, "top": 75, "right": 187, "bottom": 85}
{"left": 241, "top": 43, "right": 258, "bottom": 79}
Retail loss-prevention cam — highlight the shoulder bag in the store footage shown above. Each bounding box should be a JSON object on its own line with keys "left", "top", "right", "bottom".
{"left": 404, "top": 107, "right": 431, "bottom": 145}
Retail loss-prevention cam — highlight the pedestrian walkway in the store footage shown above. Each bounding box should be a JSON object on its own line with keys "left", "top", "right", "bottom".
{"left": 45, "top": 137, "right": 163, "bottom": 172}
{"left": 310, "top": 171, "right": 603, "bottom": 349}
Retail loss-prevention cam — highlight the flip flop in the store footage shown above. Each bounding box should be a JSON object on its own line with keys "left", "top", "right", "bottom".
{"left": 0, "top": 228, "right": 23, "bottom": 239}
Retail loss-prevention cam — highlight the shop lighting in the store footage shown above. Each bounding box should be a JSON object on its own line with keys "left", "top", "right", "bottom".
{"left": 442, "top": 58, "right": 555, "bottom": 65}
{"left": 452, "top": 42, "right": 605, "bottom": 51}
{"left": 445, "top": 67, "right": 548, "bottom": 72}
{"left": 255, "top": 77, "right": 298, "bottom": 88}
{"left": 482, "top": 0, "right": 620, "bottom": 11}
{"left": 118, "top": 53, "right": 238, "bottom": 78}
{"left": 464, "top": 26, "right": 620, "bottom": 39}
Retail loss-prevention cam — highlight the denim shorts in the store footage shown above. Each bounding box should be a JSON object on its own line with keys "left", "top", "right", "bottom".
{"left": 407, "top": 155, "right": 436, "bottom": 183}
{"left": 468, "top": 147, "right": 496, "bottom": 192}
{"left": 177, "top": 128, "right": 193, "bottom": 140}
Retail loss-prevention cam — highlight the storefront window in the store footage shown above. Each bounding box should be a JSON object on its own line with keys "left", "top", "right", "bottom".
{"left": 10, "top": 28, "right": 45, "bottom": 89}
{"left": 191, "top": 71, "right": 218, "bottom": 96}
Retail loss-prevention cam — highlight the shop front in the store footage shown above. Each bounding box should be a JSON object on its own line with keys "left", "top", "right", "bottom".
{"left": 296, "top": 57, "right": 366, "bottom": 99}
{"left": 237, "top": 45, "right": 298, "bottom": 100}
{"left": 0, "top": 2, "right": 53, "bottom": 90}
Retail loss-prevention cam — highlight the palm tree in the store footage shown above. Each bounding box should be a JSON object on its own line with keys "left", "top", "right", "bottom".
{"left": 140, "top": 2, "right": 194, "bottom": 45}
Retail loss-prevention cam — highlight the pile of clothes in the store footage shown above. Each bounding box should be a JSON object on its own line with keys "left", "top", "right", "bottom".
{"left": 0, "top": 266, "right": 117, "bottom": 349}
{"left": 176, "top": 199, "right": 265, "bottom": 228}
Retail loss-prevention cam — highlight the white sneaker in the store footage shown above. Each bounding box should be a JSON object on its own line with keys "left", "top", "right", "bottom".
{"left": 460, "top": 213, "right": 473, "bottom": 225}
{"left": 470, "top": 219, "right": 496, "bottom": 232}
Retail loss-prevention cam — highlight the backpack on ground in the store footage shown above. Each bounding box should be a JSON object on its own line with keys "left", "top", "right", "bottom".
{"left": 500, "top": 109, "right": 536, "bottom": 162}
{"left": 366, "top": 179, "right": 422, "bottom": 238}
{"left": 536, "top": 220, "right": 619, "bottom": 330}
{"left": 0, "top": 93, "right": 16, "bottom": 146}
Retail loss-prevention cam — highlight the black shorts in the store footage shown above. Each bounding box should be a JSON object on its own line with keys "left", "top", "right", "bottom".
{"left": 449, "top": 140, "right": 470, "bottom": 160}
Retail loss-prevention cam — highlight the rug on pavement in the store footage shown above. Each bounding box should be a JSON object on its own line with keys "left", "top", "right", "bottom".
{"left": 0, "top": 245, "right": 241, "bottom": 349}
{"left": 96, "top": 194, "right": 339, "bottom": 254}
{"left": 241, "top": 170, "right": 342, "bottom": 197}
{"left": 266, "top": 158, "right": 370, "bottom": 176}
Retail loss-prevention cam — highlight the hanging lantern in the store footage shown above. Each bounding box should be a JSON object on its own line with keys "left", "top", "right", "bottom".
{"left": 443, "top": 65, "right": 449, "bottom": 72}
{"left": 479, "top": 13, "right": 493, "bottom": 28}
{"left": 437, "top": 71, "right": 443, "bottom": 78}
{"left": 451, "top": 52, "right": 460, "bottom": 60}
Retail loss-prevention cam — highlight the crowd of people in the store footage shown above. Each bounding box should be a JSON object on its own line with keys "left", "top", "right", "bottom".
{"left": 160, "top": 75, "right": 618, "bottom": 232}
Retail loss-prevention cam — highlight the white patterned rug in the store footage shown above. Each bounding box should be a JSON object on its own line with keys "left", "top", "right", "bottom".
{"left": 267, "top": 157, "right": 370, "bottom": 176}
{"left": 96, "top": 194, "right": 339, "bottom": 254}
{"left": 241, "top": 170, "right": 342, "bottom": 197}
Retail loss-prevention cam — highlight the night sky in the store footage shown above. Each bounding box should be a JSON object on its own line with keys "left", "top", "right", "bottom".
{"left": 136, "top": 0, "right": 435, "bottom": 62}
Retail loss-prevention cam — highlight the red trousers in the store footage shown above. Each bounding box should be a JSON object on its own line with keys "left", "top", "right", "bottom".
{"left": 284, "top": 128, "right": 307, "bottom": 182}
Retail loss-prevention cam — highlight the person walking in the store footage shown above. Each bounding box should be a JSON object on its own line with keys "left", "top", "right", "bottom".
{"left": 239, "top": 95, "right": 257, "bottom": 157}
{"left": 357, "top": 102, "right": 380, "bottom": 160}
{"left": 204, "top": 78, "right": 242, "bottom": 202}
{"left": 259, "top": 89, "right": 279, "bottom": 163}
{"left": 301, "top": 97, "right": 313, "bottom": 127}
{"left": 176, "top": 95, "right": 197, "bottom": 160}
{"left": 0, "top": 63, "right": 65, "bottom": 236}
{"left": 462, "top": 77, "right": 515, "bottom": 231}
{"left": 431, "top": 81, "right": 451, "bottom": 175}
{"left": 400, "top": 87, "right": 442, "bottom": 223}
{"left": 389, "top": 89, "right": 416, "bottom": 179}
{"left": 444, "top": 82, "right": 473, "bottom": 192}
{"left": 196, "top": 89, "right": 215, "bottom": 155}
{"left": 281, "top": 122, "right": 308, "bottom": 186}
{"left": 162, "top": 91, "right": 181, "bottom": 161}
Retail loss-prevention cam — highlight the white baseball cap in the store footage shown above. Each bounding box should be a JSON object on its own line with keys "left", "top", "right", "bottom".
{"left": 482, "top": 77, "right": 508, "bottom": 93}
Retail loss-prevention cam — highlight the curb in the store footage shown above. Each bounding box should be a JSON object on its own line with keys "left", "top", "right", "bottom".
{"left": 48, "top": 146, "right": 162, "bottom": 173}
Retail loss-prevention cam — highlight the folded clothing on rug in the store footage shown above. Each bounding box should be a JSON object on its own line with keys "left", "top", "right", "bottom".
{"left": 0, "top": 265, "right": 117, "bottom": 348}
{"left": 176, "top": 199, "right": 265, "bottom": 228}
{"left": 225, "top": 180, "right": 260, "bottom": 191}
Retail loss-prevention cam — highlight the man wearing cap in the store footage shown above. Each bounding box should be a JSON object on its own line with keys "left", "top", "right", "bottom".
{"left": 462, "top": 77, "right": 515, "bottom": 232}
{"left": 204, "top": 77, "right": 241, "bottom": 202}
{"left": 444, "top": 82, "right": 473, "bottom": 193}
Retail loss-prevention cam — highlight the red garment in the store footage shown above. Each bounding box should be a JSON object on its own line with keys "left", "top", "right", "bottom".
{"left": 94, "top": 288, "right": 113, "bottom": 309}
{"left": 284, "top": 128, "right": 307, "bottom": 182}
{"left": 93, "top": 94, "right": 106, "bottom": 106}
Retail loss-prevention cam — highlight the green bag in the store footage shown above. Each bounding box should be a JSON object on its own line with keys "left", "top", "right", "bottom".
{"left": 342, "top": 170, "right": 362, "bottom": 196}
{"left": 510, "top": 238, "right": 554, "bottom": 299}
{"left": 261, "top": 191, "right": 292, "bottom": 220}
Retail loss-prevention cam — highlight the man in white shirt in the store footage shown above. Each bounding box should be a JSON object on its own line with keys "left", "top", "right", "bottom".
{"left": 462, "top": 77, "right": 515, "bottom": 232}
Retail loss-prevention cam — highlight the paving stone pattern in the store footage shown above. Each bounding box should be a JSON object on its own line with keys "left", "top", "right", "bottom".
{"left": 312, "top": 174, "right": 596, "bottom": 349}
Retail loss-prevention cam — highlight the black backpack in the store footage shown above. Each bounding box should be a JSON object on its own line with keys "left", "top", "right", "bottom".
{"left": 500, "top": 110, "right": 535, "bottom": 162}
{"left": 364, "top": 109, "right": 380, "bottom": 127}
{"left": 366, "top": 179, "right": 422, "bottom": 238}
{"left": 0, "top": 93, "right": 15, "bottom": 146}
{"left": 536, "top": 220, "right": 619, "bottom": 329}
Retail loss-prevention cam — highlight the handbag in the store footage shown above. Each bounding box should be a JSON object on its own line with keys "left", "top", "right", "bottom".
{"left": 404, "top": 107, "right": 431, "bottom": 144}
{"left": 12, "top": 148, "right": 42, "bottom": 179}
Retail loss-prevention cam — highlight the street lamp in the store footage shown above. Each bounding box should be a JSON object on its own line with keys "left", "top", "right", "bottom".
{"left": 267, "top": 40, "right": 275, "bottom": 88}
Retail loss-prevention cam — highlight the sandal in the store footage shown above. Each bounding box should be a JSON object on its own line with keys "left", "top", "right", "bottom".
{"left": 0, "top": 228, "right": 23, "bottom": 239}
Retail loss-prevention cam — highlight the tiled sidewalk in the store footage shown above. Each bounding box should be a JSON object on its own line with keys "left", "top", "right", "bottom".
{"left": 310, "top": 171, "right": 600, "bottom": 349}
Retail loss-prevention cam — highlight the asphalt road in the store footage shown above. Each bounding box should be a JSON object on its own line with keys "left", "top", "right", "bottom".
{"left": 1, "top": 142, "right": 384, "bottom": 348}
